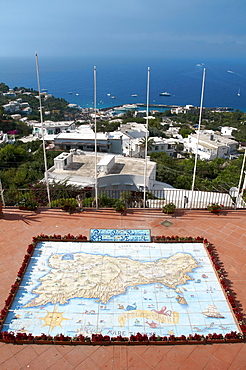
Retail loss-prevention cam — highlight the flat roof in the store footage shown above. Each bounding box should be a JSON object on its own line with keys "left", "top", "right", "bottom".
{"left": 50, "top": 153, "right": 156, "bottom": 178}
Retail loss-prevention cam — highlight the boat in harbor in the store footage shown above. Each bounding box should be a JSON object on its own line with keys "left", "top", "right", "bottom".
{"left": 159, "top": 92, "right": 171, "bottom": 96}
{"left": 202, "top": 304, "right": 224, "bottom": 318}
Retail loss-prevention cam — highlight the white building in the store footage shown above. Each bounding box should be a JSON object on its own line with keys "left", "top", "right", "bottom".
{"left": 3, "top": 90, "right": 16, "bottom": 98}
{"left": 171, "top": 105, "right": 197, "bottom": 114}
{"left": 54, "top": 131, "right": 123, "bottom": 154}
{"left": 148, "top": 137, "right": 177, "bottom": 157}
{"left": 47, "top": 152, "right": 170, "bottom": 192}
{"left": 184, "top": 130, "right": 238, "bottom": 160}
{"left": 221, "top": 126, "right": 237, "bottom": 137}
{"left": 119, "top": 122, "right": 148, "bottom": 139}
{"left": 32, "top": 121, "right": 76, "bottom": 140}
{"left": 3, "top": 102, "right": 20, "bottom": 113}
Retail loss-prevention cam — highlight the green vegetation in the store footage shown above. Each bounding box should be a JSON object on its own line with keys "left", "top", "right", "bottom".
{"left": 51, "top": 197, "right": 78, "bottom": 214}
{"left": 162, "top": 202, "right": 176, "bottom": 214}
{"left": 114, "top": 199, "right": 127, "bottom": 212}
{"left": 0, "top": 142, "right": 58, "bottom": 189}
{"left": 150, "top": 151, "right": 245, "bottom": 192}
{"left": 18, "top": 197, "right": 38, "bottom": 211}
{"left": 0, "top": 82, "right": 81, "bottom": 122}
{"left": 1, "top": 82, "right": 246, "bottom": 205}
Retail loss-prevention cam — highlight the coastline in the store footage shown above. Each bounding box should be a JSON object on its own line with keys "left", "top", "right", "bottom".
{"left": 1, "top": 56, "right": 246, "bottom": 112}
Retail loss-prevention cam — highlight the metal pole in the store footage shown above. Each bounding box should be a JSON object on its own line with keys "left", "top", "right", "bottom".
{"left": 0, "top": 179, "right": 5, "bottom": 207}
{"left": 94, "top": 66, "right": 98, "bottom": 210}
{"left": 235, "top": 148, "right": 246, "bottom": 208}
{"left": 35, "top": 52, "right": 51, "bottom": 206}
{"left": 190, "top": 67, "right": 206, "bottom": 208}
{"left": 143, "top": 67, "right": 150, "bottom": 208}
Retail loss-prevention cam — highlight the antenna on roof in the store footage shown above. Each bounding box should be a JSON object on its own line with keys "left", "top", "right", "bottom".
{"left": 35, "top": 52, "right": 51, "bottom": 206}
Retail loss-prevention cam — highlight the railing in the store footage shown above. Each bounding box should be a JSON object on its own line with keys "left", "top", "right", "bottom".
{"left": 1, "top": 187, "right": 245, "bottom": 210}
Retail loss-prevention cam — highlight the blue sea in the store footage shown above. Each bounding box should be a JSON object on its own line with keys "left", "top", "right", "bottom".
{"left": 0, "top": 56, "right": 246, "bottom": 111}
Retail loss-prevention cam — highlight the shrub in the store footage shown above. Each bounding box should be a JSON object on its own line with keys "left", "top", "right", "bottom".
{"left": 50, "top": 198, "right": 77, "bottom": 214}
{"left": 162, "top": 202, "right": 176, "bottom": 214}
{"left": 98, "top": 194, "right": 116, "bottom": 207}
{"left": 18, "top": 198, "right": 38, "bottom": 211}
{"left": 114, "top": 199, "right": 127, "bottom": 212}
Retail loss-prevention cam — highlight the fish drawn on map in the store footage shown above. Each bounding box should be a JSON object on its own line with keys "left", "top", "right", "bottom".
{"left": 146, "top": 321, "right": 159, "bottom": 328}
{"left": 125, "top": 303, "right": 137, "bottom": 311}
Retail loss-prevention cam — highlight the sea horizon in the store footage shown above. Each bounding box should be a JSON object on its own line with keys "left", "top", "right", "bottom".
{"left": 1, "top": 56, "right": 246, "bottom": 112}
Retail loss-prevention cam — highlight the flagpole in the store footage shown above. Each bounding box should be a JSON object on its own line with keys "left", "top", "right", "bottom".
{"left": 35, "top": 52, "right": 51, "bottom": 207}
{"left": 143, "top": 67, "right": 150, "bottom": 208}
{"left": 235, "top": 148, "right": 246, "bottom": 208}
{"left": 190, "top": 67, "right": 206, "bottom": 208}
{"left": 94, "top": 66, "right": 98, "bottom": 210}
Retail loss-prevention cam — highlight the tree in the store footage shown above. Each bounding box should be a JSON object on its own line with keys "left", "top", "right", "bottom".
{"left": 0, "top": 83, "right": 9, "bottom": 93}
{"left": 179, "top": 126, "right": 193, "bottom": 138}
{"left": 0, "top": 144, "right": 29, "bottom": 169}
{"left": 139, "top": 137, "right": 155, "bottom": 155}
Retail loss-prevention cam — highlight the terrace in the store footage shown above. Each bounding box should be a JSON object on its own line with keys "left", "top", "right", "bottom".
{"left": 0, "top": 207, "right": 246, "bottom": 369}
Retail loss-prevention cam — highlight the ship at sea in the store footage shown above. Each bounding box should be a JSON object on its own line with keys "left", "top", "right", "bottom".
{"left": 159, "top": 92, "right": 171, "bottom": 96}
{"left": 202, "top": 304, "right": 224, "bottom": 318}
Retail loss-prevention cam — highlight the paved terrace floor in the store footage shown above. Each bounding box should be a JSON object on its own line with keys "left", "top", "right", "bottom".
{"left": 0, "top": 208, "right": 246, "bottom": 370}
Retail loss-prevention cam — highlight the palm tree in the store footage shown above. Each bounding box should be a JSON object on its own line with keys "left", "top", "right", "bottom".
{"left": 139, "top": 137, "right": 155, "bottom": 157}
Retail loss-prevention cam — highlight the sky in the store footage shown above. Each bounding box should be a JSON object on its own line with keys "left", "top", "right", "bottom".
{"left": 1, "top": 0, "right": 246, "bottom": 60}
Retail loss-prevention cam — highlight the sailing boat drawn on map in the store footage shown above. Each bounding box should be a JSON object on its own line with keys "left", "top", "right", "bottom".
{"left": 202, "top": 304, "right": 224, "bottom": 318}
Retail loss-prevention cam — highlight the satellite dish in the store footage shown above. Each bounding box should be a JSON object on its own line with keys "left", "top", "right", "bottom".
{"left": 229, "top": 187, "right": 238, "bottom": 197}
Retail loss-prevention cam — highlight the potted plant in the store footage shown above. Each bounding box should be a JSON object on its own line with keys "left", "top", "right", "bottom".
{"left": 53, "top": 333, "right": 72, "bottom": 344}
{"left": 129, "top": 332, "right": 148, "bottom": 345}
{"left": 207, "top": 203, "right": 223, "bottom": 214}
{"left": 91, "top": 333, "right": 111, "bottom": 345}
{"left": 114, "top": 199, "right": 127, "bottom": 213}
{"left": 0, "top": 331, "right": 15, "bottom": 343}
{"left": 34, "top": 333, "right": 53, "bottom": 344}
{"left": 224, "top": 331, "right": 243, "bottom": 343}
{"left": 187, "top": 333, "right": 206, "bottom": 343}
{"left": 71, "top": 334, "right": 91, "bottom": 345}
{"left": 15, "top": 332, "right": 34, "bottom": 344}
{"left": 111, "top": 335, "right": 129, "bottom": 344}
{"left": 18, "top": 198, "right": 38, "bottom": 211}
{"left": 206, "top": 333, "right": 225, "bottom": 343}
{"left": 51, "top": 198, "right": 77, "bottom": 214}
{"left": 162, "top": 203, "right": 176, "bottom": 214}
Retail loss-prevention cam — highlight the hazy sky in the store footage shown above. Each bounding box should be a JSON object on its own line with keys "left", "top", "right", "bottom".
{"left": 2, "top": 0, "right": 246, "bottom": 59}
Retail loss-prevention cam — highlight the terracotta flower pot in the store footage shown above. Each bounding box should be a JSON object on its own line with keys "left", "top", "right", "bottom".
{"left": 53, "top": 340, "right": 71, "bottom": 345}
{"left": 34, "top": 339, "right": 53, "bottom": 344}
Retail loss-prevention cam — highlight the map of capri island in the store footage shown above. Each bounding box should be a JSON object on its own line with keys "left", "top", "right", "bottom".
{"left": 2, "top": 240, "right": 240, "bottom": 338}
{"left": 24, "top": 252, "right": 199, "bottom": 306}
